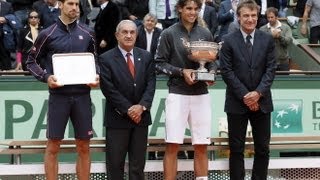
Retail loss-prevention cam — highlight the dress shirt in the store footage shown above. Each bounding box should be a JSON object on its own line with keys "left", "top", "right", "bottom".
{"left": 267, "top": 20, "right": 282, "bottom": 31}
{"left": 261, "top": 0, "right": 267, "bottom": 15}
{"left": 118, "top": 45, "right": 134, "bottom": 65}
{"left": 145, "top": 28, "right": 154, "bottom": 52}
{"left": 240, "top": 28, "right": 255, "bottom": 45}
{"left": 100, "top": 1, "right": 109, "bottom": 10}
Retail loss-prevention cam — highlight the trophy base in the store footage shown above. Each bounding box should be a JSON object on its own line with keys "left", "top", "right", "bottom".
{"left": 193, "top": 72, "right": 215, "bottom": 81}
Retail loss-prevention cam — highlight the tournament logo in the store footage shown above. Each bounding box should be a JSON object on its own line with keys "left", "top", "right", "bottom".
{"left": 272, "top": 99, "right": 303, "bottom": 133}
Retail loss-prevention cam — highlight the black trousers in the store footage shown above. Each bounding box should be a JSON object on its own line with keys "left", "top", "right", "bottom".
{"left": 310, "top": 26, "right": 320, "bottom": 44}
{"left": 106, "top": 126, "right": 148, "bottom": 180}
{"left": 159, "top": 18, "right": 177, "bottom": 29}
{"left": 0, "top": 36, "right": 11, "bottom": 70}
{"left": 227, "top": 111, "right": 271, "bottom": 180}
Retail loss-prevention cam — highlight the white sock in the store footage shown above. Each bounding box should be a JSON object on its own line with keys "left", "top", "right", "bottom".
{"left": 195, "top": 176, "right": 208, "bottom": 180}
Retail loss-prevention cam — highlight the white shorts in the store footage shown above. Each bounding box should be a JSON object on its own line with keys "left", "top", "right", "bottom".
{"left": 165, "top": 93, "right": 212, "bottom": 145}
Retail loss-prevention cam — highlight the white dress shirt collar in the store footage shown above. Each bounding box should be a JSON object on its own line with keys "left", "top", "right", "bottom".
{"left": 267, "top": 20, "right": 282, "bottom": 29}
{"left": 118, "top": 46, "right": 134, "bottom": 63}
{"left": 240, "top": 28, "right": 255, "bottom": 44}
{"left": 100, "top": 1, "right": 109, "bottom": 10}
{"left": 144, "top": 28, "right": 154, "bottom": 52}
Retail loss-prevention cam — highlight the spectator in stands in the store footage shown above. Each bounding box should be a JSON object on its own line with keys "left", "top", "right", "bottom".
{"left": 278, "top": 0, "right": 288, "bottom": 17}
{"left": 300, "top": 0, "right": 320, "bottom": 44}
{"left": 99, "top": 20, "right": 156, "bottom": 180}
{"left": 79, "top": 0, "right": 92, "bottom": 24}
{"left": 15, "top": 10, "right": 43, "bottom": 71}
{"left": 26, "top": 0, "right": 99, "bottom": 179}
{"left": 34, "top": 0, "right": 60, "bottom": 28}
{"left": 205, "top": 0, "right": 220, "bottom": 12}
{"left": 218, "top": 0, "right": 238, "bottom": 42}
{"left": 32, "top": 0, "right": 46, "bottom": 12}
{"left": 199, "top": 0, "right": 218, "bottom": 37}
{"left": 0, "top": 0, "right": 14, "bottom": 70}
{"left": 219, "top": 0, "right": 276, "bottom": 179}
{"left": 122, "top": 0, "right": 149, "bottom": 26}
{"left": 94, "top": 0, "right": 120, "bottom": 54}
{"left": 260, "top": 7, "right": 292, "bottom": 71}
{"left": 135, "top": 13, "right": 162, "bottom": 59}
{"left": 293, "top": 0, "right": 307, "bottom": 17}
{"left": 149, "top": 0, "right": 178, "bottom": 29}
{"left": 111, "top": 0, "right": 125, "bottom": 20}
{"left": 7, "top": 0, "right": 37, "bottom": 25}
{"left": 255, "top": 0, "right": 280, "bottom": 28}
{"left": 155, "top": 0, "right": 217, "bottom": 179}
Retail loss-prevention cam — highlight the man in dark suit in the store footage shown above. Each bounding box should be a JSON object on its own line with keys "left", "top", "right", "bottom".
{"left": 0, "top": 0, "right": 14, "bottom": 70}
{"left": 94, "top": 0, "right": 120, "bottom": 55}
{"left": 217, "top": 0, "right": 235, "bottom": 42}
{"left": 99, "top": 20, "right": 156, "bottom": 180}
{"left": 135, "top": 13, "right": 162, "bottom": 59}
{"left": 219, "top": 0, "right": 276, "bottom": 179}
{"left": 201, "top": 0, "right": 218, "bottom": 37}
{"left": 34, "top": 0, "right": 60, "bottom": 28}
{"left": 79, "top": 0, "right": 92, "bottom": 24}
{"left": 122, "top": 0, "right": 149, "bottom": 26}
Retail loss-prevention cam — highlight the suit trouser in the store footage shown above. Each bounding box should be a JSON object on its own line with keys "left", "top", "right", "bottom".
{"left": 0, "top": 37, "right": 11, "bottom": 70}
{"left": 227, "top": 111, "right": 271, "bottom": 180}
{"left": 159, "top": 18, "right": 177, "bottom": 29}
{"left": 106, "top": 126, "right": 148, "bottom": 180}
{"left": 310, "top": 26, "right": 320, "bottom": 44}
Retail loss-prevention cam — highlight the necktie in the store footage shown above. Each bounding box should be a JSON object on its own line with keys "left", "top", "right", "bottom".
{"left": 165, "top": 0, "right": 171, "bottom": 18}
{"left": 126, "top": 53, "right": 135, "bottom": 78}
{"left": 246, "top": 35, "right": 252, "bottom": 59}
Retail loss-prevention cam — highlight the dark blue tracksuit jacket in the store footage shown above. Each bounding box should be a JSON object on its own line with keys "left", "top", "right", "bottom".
{"left": 27, "top": 18, "right": 98, "bottom": 95}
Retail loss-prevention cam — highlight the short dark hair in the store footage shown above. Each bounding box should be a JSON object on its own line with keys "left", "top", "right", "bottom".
{"left": 266, "top": 7, "right": 279, "bottom": 17}
{"left": 236, "top": 0, "right": 259, "bottom": 16}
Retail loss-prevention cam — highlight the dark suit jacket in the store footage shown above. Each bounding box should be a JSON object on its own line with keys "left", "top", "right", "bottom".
{"left": 0, "top": 1, "right": 13, "bottom": 17}
{"left": 220, "top": 29, "right": 276, "bottom": 114}
{"left": 17, "top": 25, "right": 43, "bottom": 70}
{"left": 94, "top": 1, "right": 120, "bottom": 54}
{"left": 122, "top": 0, "right": 149, "bottom": 20}
{"left": 203, "top": 5, "right": 218, "bottom": 37}
{"left": 135, "top": 26, "right": 161, "bottom": 58}
{"left": 0, "top": 1, "right": 13, "bottom": 34}
{"left": 0, "top": 1, "right": 13, "bottom": 25}
{"left": 255, "top": 0, "right": 280, "bottom": 10}
{"left": 217, "top": 0, "right": 233, "bottom": 42}
{"left": 99, "top": 47, "right": 156, "bottom": 128}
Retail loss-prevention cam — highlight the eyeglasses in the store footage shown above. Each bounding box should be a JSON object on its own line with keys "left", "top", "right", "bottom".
{"left": 29, "top": 16, "right": 39, "bottom": 19}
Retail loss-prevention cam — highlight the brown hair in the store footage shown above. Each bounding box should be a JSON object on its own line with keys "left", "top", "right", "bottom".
{"left": 265, "top": 7, "right": 279, "bottom": 17}
{"left": 236, "top": 0, "right": 259, "bottom": 16}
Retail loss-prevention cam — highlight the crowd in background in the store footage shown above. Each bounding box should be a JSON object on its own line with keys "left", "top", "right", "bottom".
{"left": 0, "top": 0, "right": 317, "bottom": 71}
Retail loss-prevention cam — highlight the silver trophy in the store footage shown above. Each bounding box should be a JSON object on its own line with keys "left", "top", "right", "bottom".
{"left": 183, "top": 40, "right": 219, "bottom": 81}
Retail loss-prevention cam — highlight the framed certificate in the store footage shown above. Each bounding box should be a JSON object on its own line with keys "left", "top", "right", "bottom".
{"left": 52, "top": 53, "right": 96, "bottom": 85}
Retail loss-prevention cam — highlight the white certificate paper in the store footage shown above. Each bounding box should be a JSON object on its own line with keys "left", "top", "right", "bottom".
{"left": 52, "top": 53, "right": 96, "bottom": 85}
